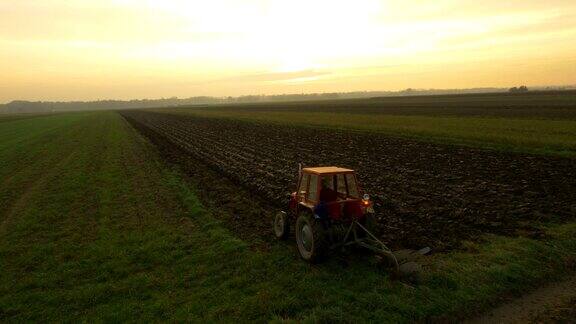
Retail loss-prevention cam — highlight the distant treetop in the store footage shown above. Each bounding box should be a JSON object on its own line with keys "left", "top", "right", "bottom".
{"left": 509, "top": 86, "right": 529, "bottom": 93}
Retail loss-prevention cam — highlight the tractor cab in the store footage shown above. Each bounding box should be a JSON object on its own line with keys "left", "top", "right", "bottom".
{"left": 289, "top": 166, "right": 373, "bottom": 219}
{"left": 274, "top": 166, "right": 376, "bottom": 261}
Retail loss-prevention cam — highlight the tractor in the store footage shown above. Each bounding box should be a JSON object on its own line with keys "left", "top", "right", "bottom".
{"left": 274, "top": 166, "right": 429, "bottom": 277}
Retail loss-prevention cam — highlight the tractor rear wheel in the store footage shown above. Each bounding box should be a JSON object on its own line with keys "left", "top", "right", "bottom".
{"left": 274, "top": 211, "right": 290, "bottom": 240}
{"left": 295, "top": 212, "right": 328, "bottom": 262}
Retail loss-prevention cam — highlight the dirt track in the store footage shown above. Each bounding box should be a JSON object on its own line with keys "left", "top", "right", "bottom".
{"left": 468, "top": 274, "right": 576, "bottom": 323}
{"left": 121, "top": 110, "right": 576, "bottom": 251}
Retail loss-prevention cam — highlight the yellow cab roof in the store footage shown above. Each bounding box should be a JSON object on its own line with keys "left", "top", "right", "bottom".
{"left": 302, "top": 166, "right": 355, "bottom": 175}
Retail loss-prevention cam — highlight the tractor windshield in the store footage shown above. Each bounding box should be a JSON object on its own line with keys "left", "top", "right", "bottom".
{"left": 319, "top": 176, "right": 337, "bottom": 202}
{"left": 319, "top": 173, "right": 360, "bottom": 200}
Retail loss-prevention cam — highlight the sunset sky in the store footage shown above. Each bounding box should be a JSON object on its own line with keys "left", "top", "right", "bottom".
{"left": 1, "top": 0, "right": 575, "bottom": 103}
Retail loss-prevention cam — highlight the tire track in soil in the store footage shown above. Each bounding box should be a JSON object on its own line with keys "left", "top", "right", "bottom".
{"left": 120, "top": 110, "right": 576, "bottom": 251}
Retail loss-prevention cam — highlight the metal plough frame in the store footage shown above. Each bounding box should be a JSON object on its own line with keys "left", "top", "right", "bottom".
{"left": 334, "top": 220, "right": 401, "bottom": 272}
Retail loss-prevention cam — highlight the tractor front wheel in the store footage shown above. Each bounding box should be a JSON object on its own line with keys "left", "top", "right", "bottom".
{"left": 274, "top": 211, "right": 290, "bottom": 240}
{"left": 295, "top": 212, "right": 328, "bottom": 262}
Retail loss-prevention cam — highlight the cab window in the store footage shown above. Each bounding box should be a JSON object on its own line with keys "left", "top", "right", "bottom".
{"left": 307, "top": 174, "right": 318, "bottom": 201}
{"left": 346, "top": 174, "right": 359, "bottom": 198}
{"left": 337, "top": 174, "right": 347, "bottom": 195}
{"left": 298, "top": 174, "right": 309, "bottom": 197}
{"left": 321, "top": 175, "right": 334, "bottom": 190}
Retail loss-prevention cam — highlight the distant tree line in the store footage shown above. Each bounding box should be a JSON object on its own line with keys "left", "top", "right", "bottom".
{"left": 509, "top": 86, "right": 529, "bottom": 93}
{"left": 1, "top": 93, "right": 371, "bottom": 114}
{"left": 4, "top": 85, "right": 573, "bottom": 114}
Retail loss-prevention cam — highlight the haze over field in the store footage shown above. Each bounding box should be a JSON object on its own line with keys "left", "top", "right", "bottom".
{"left": 1, "top": 0, "right": 575, "bottom": 103}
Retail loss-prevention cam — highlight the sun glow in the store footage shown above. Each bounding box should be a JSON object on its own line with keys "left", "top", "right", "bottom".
{"left": 123, "top": 0, "right": 388, "bottom": 71}
{"left": 1, "top": 0, "right": 575, "bottom": 102}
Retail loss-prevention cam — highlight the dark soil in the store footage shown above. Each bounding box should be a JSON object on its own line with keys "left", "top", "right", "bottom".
{"left": 120, "top": 110, "right": 576, "bottom": 251}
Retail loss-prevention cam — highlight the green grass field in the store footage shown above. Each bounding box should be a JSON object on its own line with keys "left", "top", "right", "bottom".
{"left": 1, "top": 111, "right": 576, "bottom": 322}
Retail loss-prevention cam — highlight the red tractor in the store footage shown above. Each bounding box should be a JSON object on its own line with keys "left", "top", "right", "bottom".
{"left": 274, "top": 166, "right": 429, "bottom": 276}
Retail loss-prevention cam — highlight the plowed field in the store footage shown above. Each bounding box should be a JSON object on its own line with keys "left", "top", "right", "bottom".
{"left": 121, "top": 110, "right": 576, "bottom": 251}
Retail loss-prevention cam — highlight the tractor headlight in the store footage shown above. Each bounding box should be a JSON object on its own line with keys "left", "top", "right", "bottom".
{"left": 362, "top": 194, "right": 371, "bottom": 206}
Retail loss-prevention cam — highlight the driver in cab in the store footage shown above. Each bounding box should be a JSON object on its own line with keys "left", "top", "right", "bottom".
{"left": 315, "top": 177, "right": 338, "bottom": 219}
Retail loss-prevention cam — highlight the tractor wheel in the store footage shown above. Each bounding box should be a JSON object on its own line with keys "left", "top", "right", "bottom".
{"left": 273, "top": 211, "right": 290, "bottom": 240}
{"left": 295, "top": 212, "right": 328, "bottom": 262}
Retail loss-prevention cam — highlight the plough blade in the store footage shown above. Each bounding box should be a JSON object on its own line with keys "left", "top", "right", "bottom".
{"left": 350, "top": 220, "right": 431, "bottom": 281}
{"left": 375, "top": 247, "right": 431, "bottom": 281}
{"left": 392, "top": 247, "right": 431, "bottom": 280}
{"left": 392, "top": 247, "right": 431, "bottom": 263}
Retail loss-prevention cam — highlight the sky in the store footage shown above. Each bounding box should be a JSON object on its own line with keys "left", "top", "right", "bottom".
{"left": 0, "top": 0, "right": 575, "bottom": 103}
